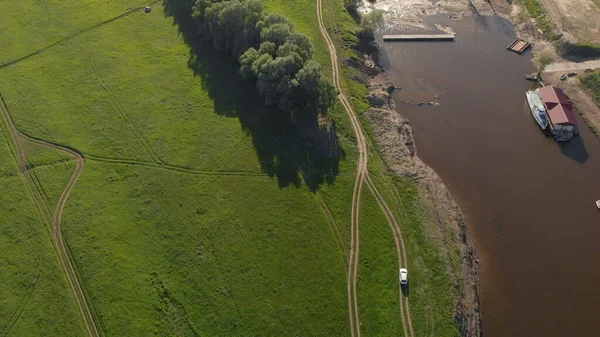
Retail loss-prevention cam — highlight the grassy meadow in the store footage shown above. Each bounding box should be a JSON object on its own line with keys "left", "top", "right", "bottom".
{"left": 0, "top": 0, "right": 462, "bottom": 336}
{"left": 0, "top": 123, "right": 85, "bottom": 336}
{"left": 581, "top": 72, "right": 600, "bottom": 104}
{"left": 357, "top": 189, "right": 403, "bottom": 336}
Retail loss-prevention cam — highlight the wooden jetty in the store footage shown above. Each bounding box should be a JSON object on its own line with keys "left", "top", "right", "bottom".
{"left": 507, "top": 39, "right": 531, "bottom": 54}
{"left": 382, "top": 34, "right": 455, "bottom": 42}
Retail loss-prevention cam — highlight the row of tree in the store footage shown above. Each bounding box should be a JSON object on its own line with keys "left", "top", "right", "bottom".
{"left": 192, "top": 0, "right": 335, "bottom": 116}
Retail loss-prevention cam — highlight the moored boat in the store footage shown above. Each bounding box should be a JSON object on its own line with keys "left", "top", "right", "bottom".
{"left": 538, "top": 86, "right": 579, "bottom": 142}
{"left": 525, "top": 89, "right": 549, "bottom": 130}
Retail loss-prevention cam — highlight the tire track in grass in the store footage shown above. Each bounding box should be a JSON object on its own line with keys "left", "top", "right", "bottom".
{"left": 0, "top": 94, "right": 101, "bottom": 337}
{"left": 389, "top": 182, "right": 433, "bottom": 337}
{"left": 0, "top": 261, "right": 42, "bottom": 337}
{"left": 7, "top": 111, "right": 264, "bottom": 178}
{"left": 209, "top": 135, "right": 251, "bottom": 168}
{"left": 87, "top": 48, "right": 164, "bottom": 165}
{"left": 314, "top": 192, "right": 349, "bottom": 271}
{"left": 316, "top": 1, "right": 414, "bottom": 336}
{"left": 349, "top": 168, "right": 364, "bottom": 337}
{"left": 7, "top": 115, "right": 49, "bottom": 136}
{"left": 1, "top": 92, "right": 271, "bottom": 336}
{"left": 75, "top": 0, "right": 91, "bottom": 20}
{"left": 28, "top": 168, "right": 51, "bottom": 206}
{"left": 26, "top": 158, "right": 75, "bottom": 171}
{"left": 33, "top": 0, "right": 49, "bottom": 27}
{"left": 365, "top": 176, "right": 413, "bottom": 337}
{"left": 85, "top": 154, "right": 265, "bottom": 177}
{"left": 0, "top": 1, "right": 161, "bottom": 71}
{"left": 2, "top": 92, "right": 267, "bottom": 337}
{"left": 316, "top": 1, "right": 366, "bottom": 335}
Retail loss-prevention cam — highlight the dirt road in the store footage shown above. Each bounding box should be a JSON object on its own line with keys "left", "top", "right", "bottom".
{"left": 316, "top": 1, "right": 365, "bottom": 334}
{"left": 0, "top": 94, "right": 100, "bottom": 337}
{"left": 316, "top": 1, "right": 413, "bottom": 336}
{"left": 545, "top": 60, "right": 600, "bottom": 73}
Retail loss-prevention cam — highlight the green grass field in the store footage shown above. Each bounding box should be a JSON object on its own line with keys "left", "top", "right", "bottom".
{"left": 364, "top": 152, "right": 462, "bottom": 337}
{"left": 20, "top": 140, "right": 77, "bottom": 209}
{"left": 0, "top": 125, "right": 85, "bottom": 336}
{"left": 581, "top": 72, "right": 600, "bottom": 104}
{"left": 357, "top": 189, "right": 403, "bottom": 336}
{"left": 0, "top": 0, "right": 462, "bottom": 336}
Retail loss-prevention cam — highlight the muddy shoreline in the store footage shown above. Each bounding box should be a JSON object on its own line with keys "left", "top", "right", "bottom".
{"left": 352, "top": 44, "right": 482, "bottom": 337}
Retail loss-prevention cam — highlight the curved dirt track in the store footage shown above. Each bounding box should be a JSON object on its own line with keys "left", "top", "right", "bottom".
{"left": 316, "top": 2, "right": 365, "bottom": 335}
{"left": 315, "top": 2, "right": 414, "bottom": 336}
{"left": 0, "top": 95, "right": 100, "bottom": 337}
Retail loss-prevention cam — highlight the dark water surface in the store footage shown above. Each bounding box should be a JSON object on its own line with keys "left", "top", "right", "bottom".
{"left": 378, "top": 15, "right": 600, "bottom": 337}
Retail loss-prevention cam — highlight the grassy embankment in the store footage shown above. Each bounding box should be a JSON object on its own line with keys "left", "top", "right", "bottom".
{"left": 519, "top": 0, "right": 553, "bottom": 36}
{"left": 581, "top": 72, "right": 600, "bottom": 104}
{"left": 269, "top": 0, "right": 461, "bottom": 335}
{"left": 581, "top": 71, "right": 600, "bottom": 133}
{"left": 0, "top": 0, "right": 460, "bottom": 335}
{"left": 325, "top": 1, "right": 462, "bottom": 335}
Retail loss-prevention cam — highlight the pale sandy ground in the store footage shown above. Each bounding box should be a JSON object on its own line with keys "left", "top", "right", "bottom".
{"left": 360, "top": 0, "right": 511, "bottom": 23}
{"left": 539, "top": 0, "right": 600, "bottom": 45}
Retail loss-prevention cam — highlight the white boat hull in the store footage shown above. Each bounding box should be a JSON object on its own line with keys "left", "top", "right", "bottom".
{"left": 526, "top": 89, "right": 549, "bottom": 130}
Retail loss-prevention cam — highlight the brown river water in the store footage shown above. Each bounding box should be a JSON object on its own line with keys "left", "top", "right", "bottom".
{"left": 377, "top": 14, "right": 600, "bottom": 337}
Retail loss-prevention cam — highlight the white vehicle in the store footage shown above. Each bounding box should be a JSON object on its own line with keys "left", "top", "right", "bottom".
{"left": 399, "top": 268, "right": 408, "bottom": 285}
{"left": 596, "top": 200, "right": 600, "bottom": 210}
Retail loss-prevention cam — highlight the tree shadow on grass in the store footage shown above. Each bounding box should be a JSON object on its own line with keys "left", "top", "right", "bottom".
{"left": 163, "top": 0, "right": 344, "bottom": 191}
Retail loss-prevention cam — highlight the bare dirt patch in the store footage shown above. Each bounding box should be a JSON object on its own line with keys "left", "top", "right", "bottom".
{"left": 361, "top": 0, "right": 512, "bottom": 24}
{"left": 539, "top": 0, "right": 600, "bottom": 44}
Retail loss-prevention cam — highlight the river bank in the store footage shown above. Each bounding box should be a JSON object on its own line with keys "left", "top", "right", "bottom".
{"left": 358, "top": 1, "right": 600, "bottom": 336}
{"left": 352, "top": 1, "right": 532, "bottom": 336}
{"left": 364, "top": 71, "right": 482, "bottom": 336}
{"left": 351, "top": 9, "right": 484, "bottom": 335}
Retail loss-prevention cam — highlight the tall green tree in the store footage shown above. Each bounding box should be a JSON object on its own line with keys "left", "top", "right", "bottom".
{"left": 192, "top": 0, "right": 335, "bottom": 116}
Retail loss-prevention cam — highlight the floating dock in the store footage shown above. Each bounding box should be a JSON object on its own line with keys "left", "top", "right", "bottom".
{"left": 507, "top": 39, "right": 531, "bottom": 54}
{"left": 382, "top": 34, "right": 455, "bottom": 42}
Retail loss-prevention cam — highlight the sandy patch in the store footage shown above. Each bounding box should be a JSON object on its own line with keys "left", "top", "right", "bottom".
{"left": 539, "top": 0, "right": 600, "bottom": 44}
{"left": 360, "top": 0, "right": 513, "bottom": 23}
